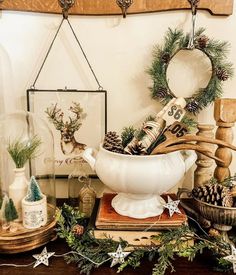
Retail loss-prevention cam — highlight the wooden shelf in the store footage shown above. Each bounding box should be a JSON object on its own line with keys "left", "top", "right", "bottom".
{"left": 0, "top": 0, "right": 234, "bottom": 16}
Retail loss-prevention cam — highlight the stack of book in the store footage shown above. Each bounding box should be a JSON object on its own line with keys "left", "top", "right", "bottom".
{"left": 91, "top": 193, "right": 189, "bottom": 246}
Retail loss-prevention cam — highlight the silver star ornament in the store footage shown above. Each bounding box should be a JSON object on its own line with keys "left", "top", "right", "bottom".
{"left": 224, "top": 245, "right": 236, "bottom": 273}
{"left": 163, "top": 195, "right": 181, "bottom": 217}
{"left": 33, "top": 247, "right": 55, "bottom": 268}
{"left": 108, "top": 244, "right": 131, "bottom": 267}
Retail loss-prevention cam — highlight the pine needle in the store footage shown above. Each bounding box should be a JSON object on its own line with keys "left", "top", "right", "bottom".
{"left": 7, "top": 135, "right": 42, "bottom": 168}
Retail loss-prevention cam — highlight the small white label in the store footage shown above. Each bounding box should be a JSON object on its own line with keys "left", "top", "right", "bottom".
{"left": 162, "top": 104, "right": 186, "bottom": 127}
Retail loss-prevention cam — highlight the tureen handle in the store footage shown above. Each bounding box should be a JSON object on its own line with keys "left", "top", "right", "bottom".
{"left": 184, "top": 150, "right": 197, "bottom": 172}
{"left": 82, "top": 148, "right": 97, "bottom": 171}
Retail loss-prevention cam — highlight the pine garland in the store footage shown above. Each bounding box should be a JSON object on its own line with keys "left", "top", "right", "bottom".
{"left": 148, "top": 28, "right": 234, "bottom": 114}
{"left": 56, "top": 204, "right": 234, "bottom": 275}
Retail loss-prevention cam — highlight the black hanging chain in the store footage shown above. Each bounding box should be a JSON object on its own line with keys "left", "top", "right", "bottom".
{"left": 66, "top": 19, "right": 103, "bottom": 90}
{"left": 32, "top": 18, "right": 64, "bottom": 88}
{"left": 32, "top": 1, "right": 103, "bottom": 90}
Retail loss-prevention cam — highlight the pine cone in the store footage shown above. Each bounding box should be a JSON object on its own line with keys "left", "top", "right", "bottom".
{"left": 103, "top": 131, "right": 124, "bottom": 154}
{"left": 72, "top": 224, "right": 84, "bottom": 237}
{"left": 208, "top": 228, "right": 221, "bottom": 238}
{"left": 126, "top": 142, "right": 146, "bottom": 155}
{"left": 192, "top": 183, "right": 233, "bottom": 207}
{"left": 186, "top": 100, "right": 199, "bottom": 114}
{"left": 197, "top": 35, "right": 209, "bottom": 49}
{"left": 216, "top": 67, "right": 229, "bottom": 81}
{"left": 161, "top": 52, "right": 171, "bottom": 64}
{"left": 156, "top": 87, "right": 168, "bottom": 98}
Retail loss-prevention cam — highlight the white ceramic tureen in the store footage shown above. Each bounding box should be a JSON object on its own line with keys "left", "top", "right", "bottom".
{"left": 83, "top": 145, "right": 196, "bottom": 219}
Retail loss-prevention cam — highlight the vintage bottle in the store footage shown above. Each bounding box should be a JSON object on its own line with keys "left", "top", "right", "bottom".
{"left": 78, "top": 175, "right": 96, "bottom": 217}
{"left": 68, "top": 158, "right": 87, "bottom": 207}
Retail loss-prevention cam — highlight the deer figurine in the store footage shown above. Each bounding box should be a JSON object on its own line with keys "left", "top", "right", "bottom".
{"left": 45, "top": 102, "right": 87, "bottom": 155}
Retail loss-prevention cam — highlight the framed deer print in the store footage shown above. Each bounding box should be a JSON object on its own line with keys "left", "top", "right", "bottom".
{"left": 27, "top": 89, "right": 107, "bottom": 176}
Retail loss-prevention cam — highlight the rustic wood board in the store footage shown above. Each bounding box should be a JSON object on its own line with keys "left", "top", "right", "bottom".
{"left": 0, "top": 0, "right": 234, "bottom": 16}
{"left": 0, "top": 204, "right": 57, "bottom": 254}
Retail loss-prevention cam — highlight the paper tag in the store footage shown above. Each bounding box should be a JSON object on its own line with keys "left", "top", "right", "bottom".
{"left": 162, "top": 104, "right": 186, "bottom": 127}
{"left": 164, "top": 122, "right": 188, "bottom": 139}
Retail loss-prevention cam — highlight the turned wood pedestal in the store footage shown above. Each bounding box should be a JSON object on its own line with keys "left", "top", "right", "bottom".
{"left": 194, "top": 124, "right": 215, "bottom": 187}
{"left": 214, "top": 98, "right": 236, "bottom": 182}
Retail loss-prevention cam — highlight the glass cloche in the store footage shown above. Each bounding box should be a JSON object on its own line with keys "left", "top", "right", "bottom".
{"left": 0, "top": 111, "right": 56, "bottom": 253}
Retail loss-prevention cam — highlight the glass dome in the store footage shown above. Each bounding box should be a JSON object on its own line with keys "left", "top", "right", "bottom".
{"left": 0, "top": 111, "right": 56, "bottom": 253}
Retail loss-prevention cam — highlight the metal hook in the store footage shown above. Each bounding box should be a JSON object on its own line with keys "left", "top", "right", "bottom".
{"left": 116, "top": 0, "right": 133, "bottom": 18}
{"left": 188, "top": 0, "right": 200, "bottom": 15}
{"left": 58, "top": 0, "right": 75, "bottom": 19}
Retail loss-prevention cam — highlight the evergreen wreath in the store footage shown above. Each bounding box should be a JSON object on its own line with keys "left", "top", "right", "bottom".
{"left": 148, "top": 28, "right": 234, "bottom": 114}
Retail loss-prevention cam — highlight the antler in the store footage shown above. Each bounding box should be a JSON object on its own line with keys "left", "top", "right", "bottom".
{"left": 45, "top": 103, "right": 64, "bottom": 130}
{"left": 67, "top": 102, "right": 87, "bottom": 131}
{"left": 45, "top": 102, "right": 87, "bottom": 132}
{"left": 152, "top": 143, "right": 225, "bottom": 164}
{"left": 152, "top": 135, "right": 236, "bottom": 152}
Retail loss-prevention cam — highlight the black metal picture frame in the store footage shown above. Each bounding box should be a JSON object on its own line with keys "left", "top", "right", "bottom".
{"left": 27, "top": 89, "right": 107, "bottom": 177}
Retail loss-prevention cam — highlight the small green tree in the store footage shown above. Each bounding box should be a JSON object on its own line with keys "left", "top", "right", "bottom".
{"left": 25, "top": 176, "right": 43, "bottom": 202}
{"left": 5, "top": 198, "right": 18, "bottom": 222}
{"left": 0, "top": 195, "right": 9, "bottom": 221}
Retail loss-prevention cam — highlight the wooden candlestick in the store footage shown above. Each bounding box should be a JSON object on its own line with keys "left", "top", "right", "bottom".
{"left": 194, "top": 124, "right": 215, "bottom": 187}
{"left": 214, "top": 98, "right": 236, "bottom": 182}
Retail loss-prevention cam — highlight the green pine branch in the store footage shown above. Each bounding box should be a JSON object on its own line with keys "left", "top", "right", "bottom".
{"left": 163, "top": 28, "right": 184, "bottom": 54}
{"left": 117, "top": 249, "right": 146, "bottom": 272}
{"left": 181, "top": 116, "right": 197, "bottom": 132}
{"left": 56, "top": 204, "right": 234, "bottom": 275}
{"left": 121, "top": 126, "right": 136, "bottom": 147}
{"left": 7, "top": 135, "right": 42, "bottom": 168}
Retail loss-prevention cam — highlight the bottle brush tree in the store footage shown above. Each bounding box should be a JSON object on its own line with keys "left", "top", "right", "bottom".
{"left": 0, "top": 194, "right": 9, "bottom": 221}
{"left": 5, "top": 198, "right": 18, "bottom": 222}
{"left": 25, "top": 176, "right": 43, "bottom": 202}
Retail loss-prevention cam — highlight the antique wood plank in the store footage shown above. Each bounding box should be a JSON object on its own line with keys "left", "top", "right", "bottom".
{"left": 0, "top": 0, "right": 234, "bottom": 16}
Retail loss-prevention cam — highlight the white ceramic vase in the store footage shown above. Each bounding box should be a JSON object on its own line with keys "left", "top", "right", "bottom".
{"left": 83, "top": 145, "right": 197, "bottom": 219}
{"left": 8, "top": 167, "right": 28, "bottom": 221}
{"left": 22, "top": 194, "right": 47, "bottom": 229}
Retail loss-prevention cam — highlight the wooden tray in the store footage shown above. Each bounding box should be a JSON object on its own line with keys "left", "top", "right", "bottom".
{"left": 0, "top": 205, "right": 57, "bottom": 254}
